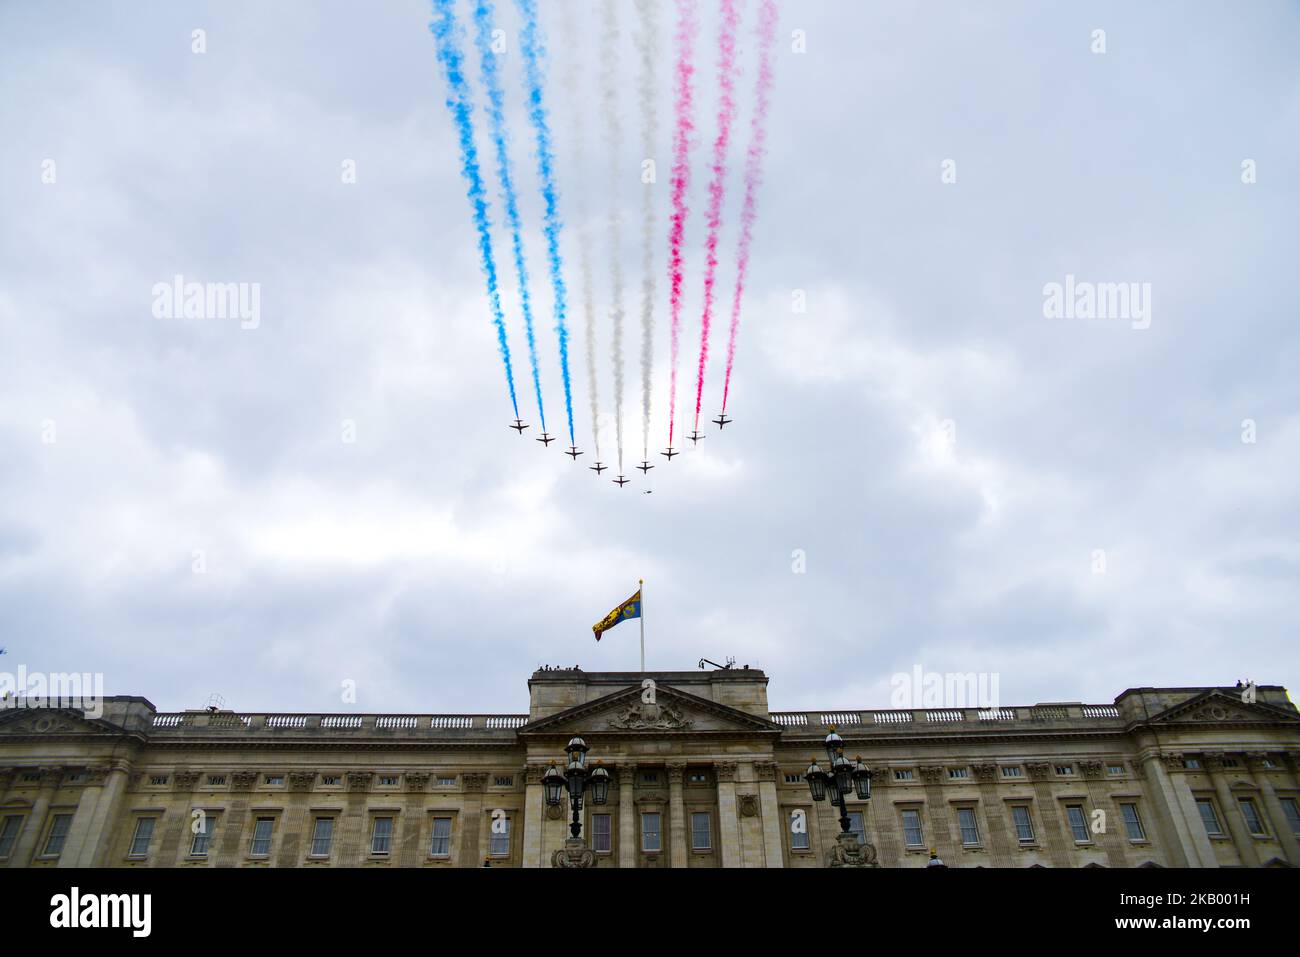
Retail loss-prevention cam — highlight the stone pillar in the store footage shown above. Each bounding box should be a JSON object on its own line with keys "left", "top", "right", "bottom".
{"left": 1248, "top": 754, "right": 1299, "bottom": 865}
{"left": 461, "top": 773, "right": 487, "bottom": 866}
{"left": 618, "top": 765, "right": 636, "bottom": 869}
{"left": 522, "top": 765, "right": 545, "bottom": 868}
{"left": 755, "top": 762, "right": 785, "bottom": 868}
{"left": 11, "top": 767, "right": 60, "bottom": 865}
{"left": 971, "top": 763, "right": 1013, "bottom": 866}
{"left": 1025, "top": 762, "right": 1071, "bottom": 867}
{"left": 61, "top": 769, "right": 110, "bottom": 868}
{"left": 401, "top": 774, "right": 430, "bottom": 867}
{"left": 715, "top": 762, "right": 740, "bottom": 868}
{"left": 667, "top": 762, "right": 687, "bottom": 868}
{"left": 1206, "top": 754, "right": 1258, "bottom": 867}
{"left": 919, "top": 765, "right": 956, "bottom": 863}
{"left": 1078, "top": 761, "right": 1126, "bottom": 866}
{"left": 1141, "top": 754, "right": 1203, "bottom": 866}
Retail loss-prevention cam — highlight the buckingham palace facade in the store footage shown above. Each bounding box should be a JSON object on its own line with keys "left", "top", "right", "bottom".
{"left": 1, "top": 668, "right": 1298, "bottom": 868}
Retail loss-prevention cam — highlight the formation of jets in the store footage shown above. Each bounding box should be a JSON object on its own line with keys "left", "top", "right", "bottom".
{"left": 508, "top": 410, "right": 735, "bottom": 488}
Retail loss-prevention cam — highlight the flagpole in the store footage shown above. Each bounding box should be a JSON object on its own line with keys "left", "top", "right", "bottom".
{"left": 639, "top": 578, "right": 645, "bottom": 673}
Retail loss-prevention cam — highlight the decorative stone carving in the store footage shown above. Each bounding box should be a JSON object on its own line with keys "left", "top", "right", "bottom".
{"left": 1159, "top": 753, "right": 1185, "bottom": 772}
{"left": 128, "top": 772, "right": 144, "bottom": 790}
{"left": 289, "top": 771, "right": 316, "bottom": 791}
{"left": 738, "top": 793, "right": 758, "bottom": 817}
{"left": 231, "top": 771, "right": 257, "bottom": 791}
{"left": 665, "top": 762, "right": 686, "bottom": 784}
{"left": 828, "top": 830, "right": 878, "bottom": 868}
{"left": 346, "top": 772, "right": 372, "bottom": 791}
{"left": 462, "top": 773, "right": 488, "bottom": 792}
{"left": 1191, "top": 704, "right": 1242, "bottom": 722}
{"left": 972, "top": 763, "right": 998, "bottom": 783}
{"left": 754, "top": 761, "right": 779, "bottom": 782}
{"left": 404, "top": 772, "right": 429, "bottom": 792}
{"left": 1078, "top": 761, "right": 1104, "bottom": 779}
{"left": 551, "top": 838, "right": 596, "bottom": 867}
{"left": 173, "top": 770, "right": 201, "bottom": 791}
{"left": 607, "top": 700, "right": 693, "bottom": 731}
{"left": 1026, "top": 762, "right": 1052, "bottom": 781}
{"left": 545, "top": 803, "right": 564, "bottom": 820}
{"left": 919, "top": 765, "right": 944, "bottom": 785}
{"left": 1243, "top": 752, "right": 1275, "bottom": 771}
{"left": 1130, "top": 761, "right": 1146, "bottom": 780}
{"left": 714, "top": 762, "right": 737, "bottom": 783}
{"left": 524, "top": 765, "right": 548, "bottom": 786}
{"left": 1201, "top": 753, "right": 1227, "bottom": 772}
{"left": 85, "top": 766, "right": 112, "bottom": 786}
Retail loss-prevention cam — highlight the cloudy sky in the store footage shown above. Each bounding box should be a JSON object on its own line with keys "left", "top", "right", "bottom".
{"left": 2, "top": 0, "right": 1296, "bottom": 717}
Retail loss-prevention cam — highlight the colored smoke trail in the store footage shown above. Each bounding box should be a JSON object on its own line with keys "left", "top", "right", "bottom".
{"left": 634, "top": 0, "right": 660, "bottom": 459}
{"left": 560, "top": 1, "right": 600, "bottom": 459}
{"left": 691, "top": 0, "right": 740, "bottom": 431}
{"left": 601, "top": 0, "right": 626, "bottom": 472}
{"left": 721, "top": 0, "right": 778, "bottom": 413}
{"left": 515, "top": 0, "right": 575, "bottom": 445}
{"left": 665, "top": 0, "right": 699, "bottom": 447}
{"left": 429, "top": 0, "right": 518, "bottom": 417}
{"left": 473, "top": 0, "right": 545, "bottom": 430}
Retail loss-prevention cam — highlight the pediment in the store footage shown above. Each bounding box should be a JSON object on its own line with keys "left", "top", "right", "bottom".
{"left": 1145, "top": 690, "right": 1300, "bottom": 727}
{"left": 520, "top": 684, "right": 781, "bottom": 737}
{"left": 0, "top": 707, "right": 120, "bottom": 737}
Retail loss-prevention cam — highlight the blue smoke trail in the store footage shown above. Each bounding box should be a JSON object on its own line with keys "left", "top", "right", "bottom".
{"left": 474, "top": 0, "right": 546, "bottom": 432}
{"left": 515, "top": 0, "right": 575, "bottom": 446}
{"left": 429, "top": 0, "right": 518, "bottom": 419}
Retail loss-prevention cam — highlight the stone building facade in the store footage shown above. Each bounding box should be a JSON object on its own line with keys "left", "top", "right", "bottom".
{"left": 1, "top": 669, "right": 1297, "bottom": 868}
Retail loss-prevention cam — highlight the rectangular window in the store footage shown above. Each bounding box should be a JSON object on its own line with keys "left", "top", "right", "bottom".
{"left": 1238, "top": 799, "right": 1266, "bottom": 836}
{"left": 1107, "top": 765, "right": 1125, "bottom": 775}
{"left": 592, "top": 813, "right": 611, "bottom": 853}
{"left": 1055, "top": 765, "right": 1075, "bottom": 777}
{"left": 435, "top": 777, "right": 457, "bottom": 788}
{"left": 1066, "top": 805, "right": 1089, "bottom": 842}
{"left": 128, "top": 818, "right": 155, "bottom": 857}
{"left": 371, "top": 816, "right": 393, "bottom": 855}
{"left": 1196, "top": 799, "right": 1223, "bottom": 836}
{"left": 264, "top": 775, "right": 284, "bottom": 786}
{"left": 691, "top": 812, "right": 711, "bottom": 850}
{"left": 206, "top": 775, "right": 226, "bottom": 786}
{"left": 783, "top": 773, "right": 802, "bottom": 784}
{"left": 310, "top": 818, "right": 334, "bottom": 857}
{"left": 43, "top": 814, "right": 74, "bottom": 858}
{"left": 493, "top": 776, "right": 513, "bottom": 787}
{"left": 321, "top": 775, "right": 341, "bottom": 786}
{"left": 0, "top": 816, "right": 22, "bottom": 858}
{"left": 1184, "top": 758, "right": 1202, "bottom": 769}
{"left": 901, "top": 809, "right": 924, "bottom": 847}
{"left": 1120, "top": 803, "right": 1145, "bottom": 841}
{"left": 149, "top": 775, "right": 169, "bottom": 786}
{"left": 957, "top": 807, "right": 980, "bottom": 845}
{"left": 489, "top": 816, "right": 511, "bottom": 857}
{"left": 893, "top": 769, "right": 914, "bottom": 781}
{"left": 1283, "top": 799, "right": 1300, "bottom": 837}
{"left": 791, "top": 811, "right": 810, "bottom": 849}
{"left": 1011, "top": 806, "right": 1035, "bottom": 842}
{"left": 948, "top": 768, "right": 968, "bottom": 780}
{"left": 190, "top": 814, "right": 215, "bottom": 856}
{"left": 641, "top": 772, "right": 659, "bottom": 784}
{"left": 430, "top": 818, "right": 452, "bottom": 857}
{"left": 378, "top": 776, "right": 399, "bottom": 787}
{"left": 250, "top": 817, "right": 275, "bottom": 856}
{"left": 848, "top": 811, "right": 865, "bottom": 845}
{"left": 641, "top": 812, "right": 662, "bottom": 852}
{"left": 1001, "top": 766, "right": 1022, "bottom": 779}
{"left": 688, "top": 772, "right": 708, "bottom": 784}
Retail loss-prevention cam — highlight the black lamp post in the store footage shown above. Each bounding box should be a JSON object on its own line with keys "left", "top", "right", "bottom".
{"left": 804, "top": 729, "right": 877, "bottom": 867}
{"left": 543, "top": 736, "right": 609, "bottom": 866}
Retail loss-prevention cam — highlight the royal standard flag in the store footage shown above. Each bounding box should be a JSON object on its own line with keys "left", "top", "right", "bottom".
{"left": 593, "top": 590, "right": 641, "bottom": 641}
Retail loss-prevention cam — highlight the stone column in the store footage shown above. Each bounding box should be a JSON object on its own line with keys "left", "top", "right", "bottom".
{"left": 460, "top": 773, "right": 487, "bottom": 866}
{"left": 755, "top": 761, "right": 785, "bottom": 868}
{"left": 1141, "top": 754, "right": 1204, "bottom": 866}
{"left": 522, "top": 765, "right": 545, "bottom": 868}
{"left": 919, "top": 765, "right": 956, "bottom": 863}
{"left": 715, "top": 762, "right": 740, "bottom": 868}
{"left": 61, "top": 769, "right": 109, "bottom": 868}
{"left": 1025, "top": 762, "right": 1071, "bottom": 867}
{"left": 11, "top": 767, "right": 61, "bottom": 865}
{"left": 667, "top": 762, "right": 687, "bottom": 868}
{"left": 1206, "top": 754, "right": 1258, "bottom": 867}
{"left": 618, "top": 765, "right": 636, "bottom": 869}
{"left": 1078, "top": 761, "right": 1126, "bottom": 866}
{"left": 971, "top": 763, "right": 1013, "bottom": 866}
{"left": 1247, "top": 754, "right": 1299, "bottom": 865}
{"left": 401, "top": 774, "right": 430, "bottom": 867}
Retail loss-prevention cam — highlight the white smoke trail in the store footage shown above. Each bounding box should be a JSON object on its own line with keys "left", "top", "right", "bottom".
{"left": 601, "top": 0, "right": 626, "bottom": 472}
{"left": 634, "top": 0, "right": 659, "bottom": 460}
{"left": 561, "top": 0, "right": 601, "bottom": 460}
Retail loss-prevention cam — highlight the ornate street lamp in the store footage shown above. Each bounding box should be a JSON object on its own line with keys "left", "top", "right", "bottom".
{"left": 544, "top": 737, "right": 609, "bottom": 867}
{"left": 805, "top": 729, "right": 878, "bottom": 868}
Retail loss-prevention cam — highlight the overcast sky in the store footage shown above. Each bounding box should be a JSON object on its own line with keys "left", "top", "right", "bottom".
{"left": 2, "top": 0, "right": 1297, "bottom": 717}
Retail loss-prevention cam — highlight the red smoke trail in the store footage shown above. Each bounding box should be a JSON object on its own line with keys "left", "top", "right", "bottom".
{"left": 666, "top": 0, "right": 698, "bottom": 447}
{"left": 721, "top": 0, "right": 778, "bottom": 414}
{"left": 691, "top": 0, "right": 740, "bottom": 431}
